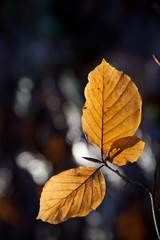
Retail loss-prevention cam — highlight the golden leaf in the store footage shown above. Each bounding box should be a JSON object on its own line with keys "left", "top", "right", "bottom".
{"left": 107, "top": 136, "right": 145, "bottom": 166}
{"left": 37, "top": 166, "right": 106, "bottom": 224}
{"left": 82, "top": 59, "right": 144, "bottom": 165}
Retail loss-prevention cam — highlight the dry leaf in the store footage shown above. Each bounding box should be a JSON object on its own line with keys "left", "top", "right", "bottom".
{"left": 37, "top": 166, "right": 106, "bottom": 224}
{"left": 82, "top": 59, "right": 144, "bottom": 165}
{"left": 107, "top": 136, "right": 145, "bottom": 166}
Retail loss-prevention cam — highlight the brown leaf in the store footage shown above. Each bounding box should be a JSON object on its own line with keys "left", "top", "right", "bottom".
{"left": 37, "top": 166, "right": 106, "bottom": 224}
{"left": 107, "top": 136, "right": 145, "bottom": 166}
{"left": 82, "top": 59, "right": 143, "bottom": 163}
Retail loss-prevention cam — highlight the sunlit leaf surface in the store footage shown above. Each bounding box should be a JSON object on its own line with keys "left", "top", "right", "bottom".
{"left": 108, "top": 136, "right": 145, "bottom": 166}
{"left": 82, "top": 59, "right": 142, "bottom": 152}
{"left": 37, "top": 166, "right": 106, "bottom": 224}
{"left": 82, "top": 59, "right": 144, "bottom": 165}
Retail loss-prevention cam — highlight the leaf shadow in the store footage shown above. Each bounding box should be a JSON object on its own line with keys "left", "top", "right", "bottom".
{"left": 108, "top": 136, "right": 141, "bottom": 163}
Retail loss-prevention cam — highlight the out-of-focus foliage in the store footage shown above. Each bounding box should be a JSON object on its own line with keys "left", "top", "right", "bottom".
{"left": 0, "top": 0, "right": 160, "bottom": 239}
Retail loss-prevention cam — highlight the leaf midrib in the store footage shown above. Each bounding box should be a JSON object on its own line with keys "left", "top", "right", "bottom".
{"left": 40, "top": 167, "right": 103, "bottom": 214}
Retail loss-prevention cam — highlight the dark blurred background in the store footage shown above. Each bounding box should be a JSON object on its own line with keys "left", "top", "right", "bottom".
{"left": 0, "top": 0, "right": 160, "bottom": 239}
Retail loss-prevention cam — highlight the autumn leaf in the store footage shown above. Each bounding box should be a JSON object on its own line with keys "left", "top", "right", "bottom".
{"left": 37, "top": 166, "right": 106, "bottom": 224}
{"left": 107, "top": 136, "right": 145, "bottom": 166}
{"left": 37, "top": 59, "right": 145, "bottom": 226}
{"left": 82, "top": 59, "right": 145, "bottom": 165}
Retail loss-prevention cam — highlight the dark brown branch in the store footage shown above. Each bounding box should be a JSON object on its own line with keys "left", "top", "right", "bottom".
{"left": 82, "top": 157, "right": 102, "bottom": 164}
{"left": 83, "top": 155, "right": 160, "bottom": 239}
{"left": 153, "top": 157, "right": 160, "bottom": 201}
{"left": 104, "top": 161, "right": 160, "bottom": 240}
{"left": 153, "top": 54, "right": 160, "bottom": 66}
{"left": 105, "top": 161, "right": 151, "bottom": 193}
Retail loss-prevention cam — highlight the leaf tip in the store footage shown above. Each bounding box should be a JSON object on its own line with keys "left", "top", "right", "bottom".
{"left": 101, "top": 58, "right": 107, "bottom": 65}
{"left": 36, "top": 212, "right": 41, "bottom": 220}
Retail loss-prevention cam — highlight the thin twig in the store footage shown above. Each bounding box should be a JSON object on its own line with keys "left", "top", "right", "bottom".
{"left": 149, "top": 192, "right": 160, "bottom": 240}
{"left": 152, "top": 157, "right": 160, "bottom": 239}
{"left": 83, "top": 155, "right": 160, "bottom": 239}
{"left": 153, "top": 54, "right": 160, "bottom": 66}
{"left": 82, "top": 157, "right": 102, "bottom": 164}
{"left": 104, "top": 161, "right": 160, "bottom": 239}
{"left": 105, "top": 162, "right": 151, "bottom": 192}
{"left": 153, "top": 157, "right": 160, "bottom": 202}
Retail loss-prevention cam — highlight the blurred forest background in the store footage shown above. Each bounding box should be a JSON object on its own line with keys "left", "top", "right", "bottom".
{"left": 0, "top": 0, "right": 160, "bottom": 239}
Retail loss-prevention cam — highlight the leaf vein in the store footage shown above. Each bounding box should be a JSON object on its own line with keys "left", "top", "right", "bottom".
{"left": 103, "top": 108, "right": 140, "bottom": 136}
{"left": 41, "top": 168, "right": 100, "bottom": 213}
{"left": 84, "top": 116, "right": 101, "bottom": 141}
{"left": 104, "top": 71, "right": 125, "bottom": 102}
{"left": 103, "top": 89, "right": 138, "bottom": 126}
{"left": 103, "top": 127, "right": 136, "bottom": 146}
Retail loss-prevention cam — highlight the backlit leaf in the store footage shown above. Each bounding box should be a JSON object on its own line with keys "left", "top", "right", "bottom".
{"left": 37, "top": 166, "right": 106, "bottom": 224}
{"left": 82, "top": 59, "right": 143, "bottom": 163}
{"left": 107, "top": 136, "right": 145, "bottom": 166}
